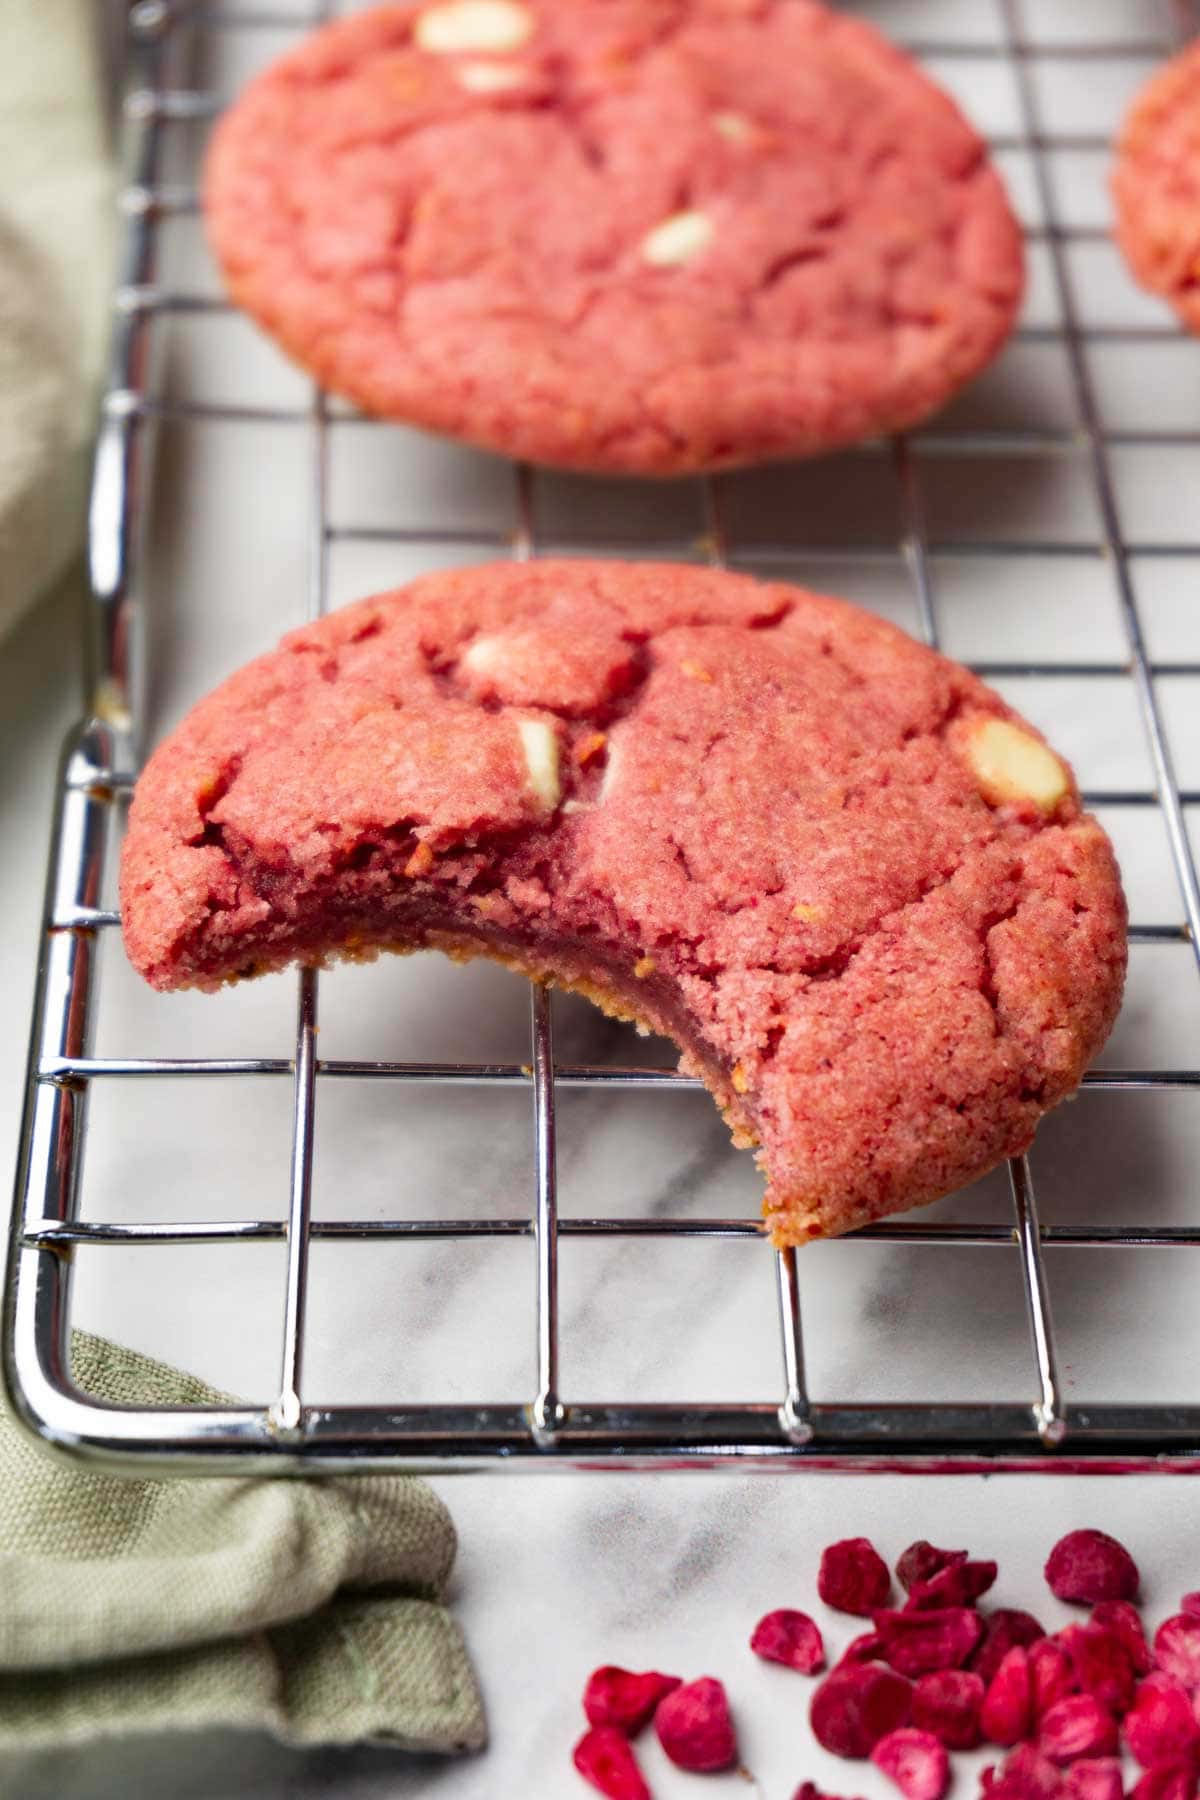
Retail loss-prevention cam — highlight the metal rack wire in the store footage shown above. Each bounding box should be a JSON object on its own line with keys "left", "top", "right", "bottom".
{"left": 6, "top": 0, "right": 1200, "bottom": 1474}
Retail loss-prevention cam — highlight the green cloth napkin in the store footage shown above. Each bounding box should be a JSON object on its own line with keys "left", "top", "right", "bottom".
{"left": 0, "top": 0, "right": 114, "bottom": 639}
{"left": 0, "top": 1334, "right": 486, "bottom": 1754}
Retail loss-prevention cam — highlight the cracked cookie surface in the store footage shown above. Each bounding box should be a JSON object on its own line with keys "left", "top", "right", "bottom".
{"left": 1114, "top": 40, "right": 1200, "bottom": 333}
{"left": 204, "top": 0, "right": 1024, "bottom": 475}
{"left": 120, "top": 562, "right": 1126, "bottom": 1245}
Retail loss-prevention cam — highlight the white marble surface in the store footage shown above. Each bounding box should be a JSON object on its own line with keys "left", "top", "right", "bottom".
{"left": 4, "top": 0, "right": 1200, "bottom": 1794}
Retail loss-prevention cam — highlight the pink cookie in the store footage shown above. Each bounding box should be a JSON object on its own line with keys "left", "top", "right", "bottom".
{"left": 204, "top": 0, "right": 1024, "bottom": 475}
{"left": 120, "top": 562, "right": 1126, "bottom": 1246}
{"left": 1114, "top": 41, "right": 1200, "bottom": 332}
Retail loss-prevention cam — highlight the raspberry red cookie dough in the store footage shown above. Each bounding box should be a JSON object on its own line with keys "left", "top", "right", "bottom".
{"left": 204, "top": 0, "right": 1024, "bottom": 475}
{"left": 1114, "top": 42, "right": 1200, "bottom": 332}
{"left": 120, "top": 562, "right": 1125, "bottom": 1246}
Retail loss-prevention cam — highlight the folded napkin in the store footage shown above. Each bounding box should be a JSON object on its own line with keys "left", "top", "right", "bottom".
{"left": 0, "top": 1334, "right": 485, "bottom": 1754}
{"left": 0, "top": 0, "right": 113, "bottom": 638}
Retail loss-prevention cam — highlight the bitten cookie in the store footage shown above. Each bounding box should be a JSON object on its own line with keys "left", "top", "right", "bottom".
{"left": 204, "top": 0, "right": 1024, "bottom": 475}
{"left": 1114, "top": 40, "right": 1200, "bottom": 331}
{"left": 121, "top": 563, "right": 1126, "bottom": 1246}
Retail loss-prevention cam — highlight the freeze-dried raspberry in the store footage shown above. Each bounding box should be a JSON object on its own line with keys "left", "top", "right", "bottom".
{"left": 655, "top": 1678, "right": 738, "bottom": 1773}
{"left": 874, "top": 1608, "right": 985, "bottom": 1678}
{"left": 1045, "top": 1533, "right": 1140, "bottom": 1607}
{"left": 982, "top": 1647, "right": 1034, "bottom": 1747}
{"left": 1063, "top": 1759, "right": 1124, "bottom": 1800}
{"left": 810, "top": 1662, "right": 914, "bottom": 1758}
{"left": 583, "top": 1667, "right": 681, "bottom": 1735}
{"left": 1123, "top": 1675, "right": 1200, "bottom": 1769}
{"left": 897, "top": 1544, "right": 969, "bottom": 1595}
{"left": 1092, "top": 1603, "right": 1152, "bottom": 1677}
{"left": 912, "top": 1669, "right": 985, "bottom": 1750}
{"left": 820, "top": 1540, "right": 893, "bottom": 1617}
{"left": 792, "top": 1786, "right": 868, "bottom": 1800}
{"left": 988, "top": 1744, "right": 1067, "bottom": 1800}
{"left": 573, "top": 1726, "right": 652, "bottom": 1800}
{"left": 1154, "top": 1617, "right": 1200, "bottom": 1690}
{"left": 1031, "top": 1640, "right": 1080, "bottom": 1720}
{"left": 751, "top": 1610, "right": 825, "bottom": 1675}
{"left": 906, "top": 1561, "right": 999, "bottom": 1613}
{"left": 1132, "top": 1764, "right": 1197, "bottom": 1800}
{"left": 1058, "top": 1624, "right": 1136, "bottom": 1714}
{"left": 972, "top": 1612, "right": 1048, "bottom": 1685}
{"left": 1038, "top": 1695, "right": 1119, "bottom": 1764}
{"left": 870, "top": 1727, "right": 950, "bottom": 1800}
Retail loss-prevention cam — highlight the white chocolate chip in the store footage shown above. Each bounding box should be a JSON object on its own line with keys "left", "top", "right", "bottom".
{"left": 713, "top": 110, "right": 753, "bottom": 143}
{"left": 517, "top": 718, "right": 560, "bottom": 811}
{"left": 455, "top": 58, "right": 527, "bottom": 92}
{"left": 640, "top": 209, "right": 714, "bottom": 268}
{"left": 598, "top": 738, "right": 622, "bottom": 803}
{"left": 461, "top": 634, "right": 500, "bottom": 674}
{"left": 965, "top": 717, "right": 1069, "bottom": 813}
{"left": 414, "top": 0, "right": 533, "bottom": 56}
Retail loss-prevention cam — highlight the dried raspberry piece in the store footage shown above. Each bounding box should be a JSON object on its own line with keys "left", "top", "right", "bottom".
{"left": 1092, "top": 1603, "right": 1152, "bottom": 1677}
{"left": 1123, "top": 1675, "right": 1200, "bottom": 1769}
{"left": 973, "top": 1611, "right": 1049, "bottom": 1685}
{"left": 655, "top": 1677, "right": 737, "bottom": 1773}
{"left": 1182, "top": 1596, "right": 1200, "bottom": 1622}
{"left": 573, "top": 1726, "right": 652, "bottom": 1800}
{"left": 912, "top": 1669, "right": 985, "bottom": 1750}
{"left": 989, "top": 1744, "right": 1067, "bottom": 1800}
{"left": 1154, "top": 1616, "right": 1200, "bottom": 1690}
{"left": 870, "top": 1727, "right": 950, "bottom": 1800}
{"left": 982, "top": 1647, "right": 1034, "bottom": 1747}
{"left": 792, "top": 1786, "right": 868, "bottom": 1800}
{"left": 810, "top": 1662, "right": 914, "bottom": 1758}
{"left": 897, "top": 1543, "right": 969, "bottom": 1595}
{"left": 1132, "top": 1764, "right": 1198, "bottom": 1800}
{"left": 1031, "top": 1640, "right": 1080, "bottom": 1720}
{"left": 819, "top": 1539, "right": 893, "bottom": 1617}
{"left": 1063, "top": 1759, "right": 1125, "bottom": 1800}
{"left": 840, "top": 1632, "right": 886, "bottom": 1667}
{"left": 1059, "top": 1624, "right": 1136, "bottom": 1714}
{"left": 751, "top": 1610, "right": 826, "bottom": 1675}
{"left": 1045, "top": 1533, "right": 1140, "bottom": 1607}
{"left": 906, "top": 1561, "right": 999, "bottom": 1613}
{"left": 1038, "top": 1695, "right": 1120, "bottom": 1764}
{"left": 873, "top": 1608, "right": 985, "bottom": 1678}
{"left": 583, "top": 1666, "right": 681, "bottom": 1735}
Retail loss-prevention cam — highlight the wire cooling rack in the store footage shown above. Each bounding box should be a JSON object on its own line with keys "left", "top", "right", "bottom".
{"left": 6, "top": 0, "right": 1200, "bottom": 1475}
